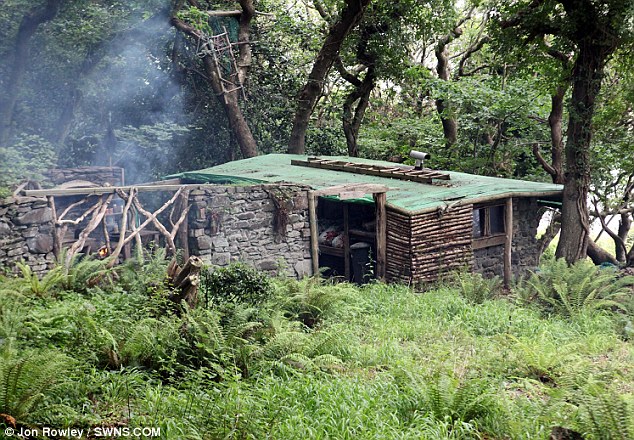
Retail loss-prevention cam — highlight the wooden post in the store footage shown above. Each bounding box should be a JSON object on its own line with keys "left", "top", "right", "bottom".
{"left": 504, "top": 197, "right": 513, "bottom": 288}
{"left": 308, "top": 191, "right": 319, "bottom": 276}
{"left": 343, "top": 203, "right": 350, "bottom": 280}
{"left": 374, "top": 192, "right": 387, "bottom": 280}
{"left": 47, "top": 196, "right": 60, "bottom": 259}
{"left": 176, "top": 192, "right": 190, "bottom": 260}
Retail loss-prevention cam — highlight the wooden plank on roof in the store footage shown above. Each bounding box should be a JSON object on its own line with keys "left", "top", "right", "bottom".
{"left": 291, "top": 158, "right": 450, "bottom": 184}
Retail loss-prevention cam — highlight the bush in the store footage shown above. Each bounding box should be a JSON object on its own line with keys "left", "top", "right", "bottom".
{"left": 202, "top": 263, "right": 272, "bottom": 308}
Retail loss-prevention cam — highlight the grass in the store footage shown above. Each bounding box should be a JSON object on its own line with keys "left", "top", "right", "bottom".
{"left": 0, "top": 258, "right": 632, "bottom": 439}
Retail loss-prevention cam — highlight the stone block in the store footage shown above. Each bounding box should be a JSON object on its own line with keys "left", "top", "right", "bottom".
{"left": 257, "top": 259, "right": 279, "bottom": 271}
{"left": 236, "top": 212, "right": 255, "bottom": 220}
{"left": 15, "top": 207, "right": 52, "bottom": 225}
{"left": 0, "top": 221, "right": 11, "bottom": 238}
{"left": 254, "top": 193, "right": 269, "bottom": 201}
{"left": 197, "top": 235, "right": 213, "bottom": 250}
{"left": 211, "top": 252, "right": 230, "bottom": 266}
{"left": 22, "top": 228, "right": 38, "bottom": 238}
{"left": 293, "top": 195, "right": 308, "bottom": 210}
{"left": 294, "top": 259, "right": 313, "bottom": 278}
{"left": 26, "top": 234, "right": 54, "bottom": 254}
{"left": 190, "top": 228, "right": 205, "bottom": 237}
{"left": 7, "top": 246, "right": 26, "bottom": 257}
{"left": 211, "top": 237, "right": 229, "bottom": 248}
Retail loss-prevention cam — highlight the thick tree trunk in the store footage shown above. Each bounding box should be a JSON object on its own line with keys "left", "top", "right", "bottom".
{"left": 627, "top": 243, "right": 634, "bottom": 268}
{"left": 555, "top": 44, "right": 605, "bottom": 263}
{"left": 0, "top": 0, "right": 63, "bottom": 146}
{"left": 55, "top": 89, "right": 82, "bottom": 146}
{"left": 288, "top": 0, "right": 372, "bottom": 154}
{"left": 616, "top": 213, "right": 631, "bottom": 263}
{"left": 199, "top": 56, "right": 257, "bottom": 158}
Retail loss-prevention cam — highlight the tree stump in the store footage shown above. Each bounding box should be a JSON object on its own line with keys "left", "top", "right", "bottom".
{"left": 167, "top": 256, "right": 203, "bottom": 309}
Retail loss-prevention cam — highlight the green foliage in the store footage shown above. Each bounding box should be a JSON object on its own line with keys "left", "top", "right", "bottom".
{"left": 1, "top": 261, "right": 633, "bottom": 437}
{"left": 515, "top": 258, "right": 634, "bottom": 317}
{"left": 399, "top": 373, "right": 505, "bottom": 437}
{"left": 273, "top": 277, "right": 357, "bottom": 328}
{"left": 450, "top": 271, "right": 502, "bottom": 304}
{"left": 574, "top": 387, "right": 634, "bottom": 440}
{"left": 202, "top": 263, "right": 272, "bottom": 308}
{"left": 58, "top": 251, "right": 116, "bottom": 293}
{"left": 0, "top": 134, "right": 57, "bottom": 189}
{"left": 0, "top": 346, "right": 70, "bottom": 424}
{"left": 8, "top": 262, "right": 63, "bottom": 297}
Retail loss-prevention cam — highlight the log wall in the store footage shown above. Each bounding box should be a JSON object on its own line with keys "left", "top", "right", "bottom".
{"left": 386, "top": 204, "right": 473, "bottom": 285}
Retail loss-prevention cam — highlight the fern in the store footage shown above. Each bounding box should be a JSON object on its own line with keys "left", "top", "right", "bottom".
{"left": 59, "top": 252, "right": 115, "bottom": 293}
{"left": 274, "top": 277, "right": 356, "bottom": 328}
{"left": 451, "top": 271, "right": 502, "bottom": 304}
{"left": 399, "top": 373, "right": 504, "bottom": 436}
{"left": 10, "top": 262, "right": 63, "bottom": 296}
{"left": 0, "top": 347, "right": 70, "bottom": 423}
{"left": 573, "top": 387, "right": 634, "bottom": 440}
{"left": 515, "top": 259, "right": 633, "bottom": 317}
{"left": 508, "top": 333, "right": 580, "bottom": 383}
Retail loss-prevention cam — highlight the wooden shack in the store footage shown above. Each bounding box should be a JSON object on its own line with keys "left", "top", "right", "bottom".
{"left": 174, "top": 154, "right": 564, "bottom": 286}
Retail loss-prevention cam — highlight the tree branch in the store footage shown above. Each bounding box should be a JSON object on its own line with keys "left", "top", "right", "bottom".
{"left": 334, "top": 56, "right": 362, "bottom": 87}
{"left": 532, "top": 143, "right": 559, "bottom": 178}
{"left": 592, "top": 198, "right": 628, "bottom": 257}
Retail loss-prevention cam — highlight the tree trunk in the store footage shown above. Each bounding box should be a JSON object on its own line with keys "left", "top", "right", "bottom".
{"left": 342, "top": 66, "right": 375, "bottom": 157}
{"left": 0, "top": 0, "right": 63, "bottom": 146}
{"left": 434, "top": 36, "right": 458, "bottom": 150}
{"left": 627, "top": 242, "right": 634, "bottom": 268}
{"left": 288, "top": 0, "right": 372, "bottom": 154}
{"left": 199, "top": 56, "right": 257, "bottom": 158}
{"left": 171, "top": 0, "right": 257, "bottom": 158}
{"left": 555, "top": 43, "right": 606, "bottom": 263}
{"left": 547, "top": 86, "right": 566, "bottom": 184}
{"left": 616, "top": 213, "right": 631, "bottom": 263}
{"left": 587, "top": 240, "right": 619, "bottom": 266}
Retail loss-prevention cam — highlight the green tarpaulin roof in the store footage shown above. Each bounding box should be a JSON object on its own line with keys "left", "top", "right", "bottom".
{"left": 169, "top": 154, "right": 563, "bottom": 214}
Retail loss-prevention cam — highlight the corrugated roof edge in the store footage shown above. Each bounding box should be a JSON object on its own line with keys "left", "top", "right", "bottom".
{"left": 393, "top": 190, "right": 563, "bottom": 216}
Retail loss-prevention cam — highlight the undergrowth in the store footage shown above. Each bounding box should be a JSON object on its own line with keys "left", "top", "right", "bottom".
{"left": 0, "top": 256, "right": 632, "bottom": 439}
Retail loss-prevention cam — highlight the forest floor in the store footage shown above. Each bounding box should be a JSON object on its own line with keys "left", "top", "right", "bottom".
{"left": 1, "top": 256, "right": 633, "bottom": 439}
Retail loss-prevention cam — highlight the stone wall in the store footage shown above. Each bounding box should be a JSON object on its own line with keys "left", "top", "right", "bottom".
{"left": 473, "top": 197, "right": 544, "bottom": 278}
{"left": 1, "top": 167, "right": 122, "bottom": 275}
{"left": 0, "top": 196, "right": 55, "bottom": 275}
{"left": 188, "top": 184, "right": 313, "bottom": 278}
{"left": 46, "top": 167, "right": 124, "bottom": 186}
{"left": 1, "top": 182, "right": 313, "bottom": 278}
